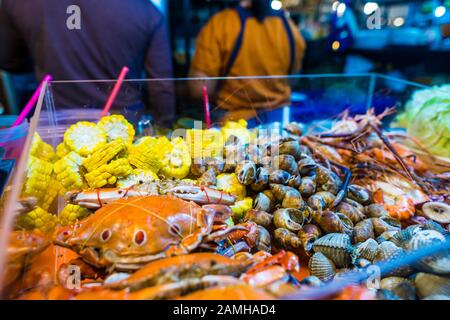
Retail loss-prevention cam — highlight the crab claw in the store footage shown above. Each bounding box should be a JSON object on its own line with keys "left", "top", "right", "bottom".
{"left": 166, "top": 186, "right": 236, "bottom": 205}
{"left": 66, "top": 188, "right": 148, "bottom": 209}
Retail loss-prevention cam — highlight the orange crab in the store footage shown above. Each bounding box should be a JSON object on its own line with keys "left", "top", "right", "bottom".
{"left": 54, "top": 195, "right": 253, "bottom": 272}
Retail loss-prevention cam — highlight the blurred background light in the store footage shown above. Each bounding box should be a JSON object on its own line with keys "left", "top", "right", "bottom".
{"left": 271, "top": 0, "right": 283, "bottom": 11}
{"left": 434, "top": 5, "right": 446, "bottom": 18}
{"left": 337, "top": 3, "right": 347, "bottom": 17}
{"left": 364, "top": 2, "right": 379, "bottom": 15}
{"left": 393, "top": 17, "right": 405, "bottom": 27}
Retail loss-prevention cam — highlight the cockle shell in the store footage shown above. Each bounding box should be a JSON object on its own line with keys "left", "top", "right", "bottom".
{"left": 313, "top": 233, "right": 353, "bottom": 268}
{"left": 414, "top": 273, "right": 450, "bottom": 299}
{"left": 406, "top": 230, "right": 450, "bottom": 275}
{"left": 389, "top": 226, "right": 422, "bottom": 249}
{"left": 376, "top": 231, "right": 399, "bottom": 244}
{"left": 373, "top": 241, "right": 412, "bottom": 277}
{"left": 422, "top": 220, "right": 448, "bottom": 234}
{"left": 351, "top": 238, "right": 379, "bottom": 263}
{"left": 308, "top": 252, "right": 336, "bottom": 282}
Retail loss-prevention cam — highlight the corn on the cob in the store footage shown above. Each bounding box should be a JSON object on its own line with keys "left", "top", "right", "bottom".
{"left": 216, "top": 173, "right": 246, "bottom": 200}
{"left": 82, "top": 138, "right": 126, "bottom": 172}
{"left": 59, "top": 204, "right": 91, "bottom": 226}
{"left": 40, "top": 176, "right": 61, "bottom": 211}
{"left": 23, "top": 156, "right": 53, "bottom": 203}
{"left": 30, "top": 133, "right": 56, "bottom": 162}
{"left": 84, "top": 158, "right": 133, "bottom": 188}
{"left": 17, "top": 207, "right": 59, "bottom": 234}
{"left": 64, "top": 121, "right": 106, "bottom": 156}
{"left": 160, "top": 137, "right": 192, "bottom": 179}
{"left": 98, "top": 115, "right": 135, "bottom": 144}
{"left": 54, "top": 151, "right": 87, "bottom": 193}
{"left": 56, "top": 142, "right": 71, "bottom": 159}
{"left": 117, "top": 169, "right": 159, "bottom": 188}
{"left": 128, "top": 137, "right": 166, "bottom": 173}
{"left": 186, "top": 129, "right": 223, "bottom": 159}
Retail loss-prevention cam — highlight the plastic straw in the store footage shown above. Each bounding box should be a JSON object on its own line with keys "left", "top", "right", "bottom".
{"left": 12, "top": 74, "right": 52, "bottom": 127}
{"left": 101, "top": 66, "right": 129, "bottom": 117}
{"left": 202, "top": 85, "right": 211, "bottom": 129}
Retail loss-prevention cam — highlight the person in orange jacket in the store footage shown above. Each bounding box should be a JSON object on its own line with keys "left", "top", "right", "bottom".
{"left": 189, "top": 0, "right": 306, "bottom": 123}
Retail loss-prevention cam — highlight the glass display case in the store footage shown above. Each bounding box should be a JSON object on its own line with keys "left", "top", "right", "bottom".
{"left": 0, "top": 74, "right": 448, "bottom": 300}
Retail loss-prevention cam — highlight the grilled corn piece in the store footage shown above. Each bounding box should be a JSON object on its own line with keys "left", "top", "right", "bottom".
{"left": 59, "top": 204, "right": 91, "bottom": 226}
{"left": 98, "top": 114, "right": 135, "bottom": 144}
{"left": 17, "top": 207, "right": 59, "bottom": 234}
{"left": 83, "top": 138, "right": 126, "bottom": 172}
{"left": 84, "top": 158, "right": 133, "bottom": 188}
{"left": 23, "top": 156, "right": 53, "bottom": 204}
{"left": 160, "top": 137, "right": 192, "bottom": 179}
{"left": 64, "top": 121, "right": 106, "bottom": 156}
{"left": 54, "top": 152, "right": 87, "bottom": 193}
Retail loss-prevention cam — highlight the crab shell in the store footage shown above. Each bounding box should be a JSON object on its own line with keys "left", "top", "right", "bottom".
{"left": 54, "top": 195, "right": 238, "bottom": 271}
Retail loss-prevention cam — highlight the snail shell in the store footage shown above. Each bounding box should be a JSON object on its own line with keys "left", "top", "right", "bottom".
{"left": 337, "top": 201, "right": 365, "bottom": 224}
{"left": 372, "top": 217, "right": 401, "bottom": 237}
{"left": 380, "top": 276, "right": 413, "bottom": 291}
{"left": 364, "top": 204, "right": 389, "bottom": 218}
{"left": 235, "top": 160, "right": 257, "bottom": 185}
{"left": 279, "top": 140, "right": 302, "bottom": 161}
{"left": 298, "top": 224, "right": 322, "bottom": 253}
{"left": 274, "top": 228, "right": 302, "bottom": 250}
{"left": 253, "top": 190, "right": 275, "bottom": 213}
{"left": 406, "top": 230, "right": 450, "bottom": 275}
{"left": 273, "top": 154, "right": 299, "bottom": 176}
{"left": 313, "top": 233, "right": 353, "bottom": 268}
{"left": 414, "top": 273, "right": 450, "bottom": 299}
{"left": 421, "top": 201, "right": 450, "bottom": 224}
{"left": 347, "top": 185, "right": 371, "bottom": 205}
{"left": 270, "top": 184, "right": 291, "bottom": 202}
{"left": 353, "top": 219, "right": 375, "bottom": 244}
{"left": 308, "top": 252, "right": 336, "bottom": 282}
{"left": 351, "top": 238, "right": 379, "bottom": 263}
{"left": 281, "top": 188, "right": 305, "bottom": 209}
{"left": 250, "top": 167, "right": 269, "bottom": 192}
{"left": 244, "top": 209, "right": 273, "bottom": 228}
{"left": 273, "top": 208, "right": 307, "bottom": 232}
{"left": 256, "top": 225, "right": 272, "bottom": 253}
{"left": 299, "top": 177, "right": 316, "bottom": 198}
{"left": 287, "top": 175, "right": 302, "bottom": 189}
{"left": 308, "top": 191, "right": 336, "bottom": 211}
{"left": 314, "top": 211, "right": 353, "bottom": 236}
{"left": 269, "top": 170, "right": 291, "bottom": 185}
{"left": 298, "top": 156, "right": 317, "bottom": 177}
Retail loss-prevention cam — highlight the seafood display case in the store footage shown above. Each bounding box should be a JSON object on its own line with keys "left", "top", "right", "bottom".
{"left": 0, "top": 74, "right": 449, "bottom": 300}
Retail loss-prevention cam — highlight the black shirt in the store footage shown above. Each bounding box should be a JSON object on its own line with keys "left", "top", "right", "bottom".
{"left": 0, "top": 0, "right": 175, "bottom": 126}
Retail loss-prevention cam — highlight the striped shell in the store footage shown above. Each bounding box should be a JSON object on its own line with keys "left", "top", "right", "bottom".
{"left": 390, "top": 226, "right": 421, "bottom": 249}
{"left": 414, "top": 273, "right": 450, "bottom": 299}
{"left": 313, "top": 233, "right": 353, "bottom": 268}
{"left": 308, "top": 252, "right": 336, "bottom": 282}
{"left": 351, "top": 238, "right": 379, "bottom": 263}
{"left": 373, "top": 241, "right": 403, "bottom": 262}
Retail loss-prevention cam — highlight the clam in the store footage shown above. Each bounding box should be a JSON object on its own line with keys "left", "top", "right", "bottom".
{"left": 244, "top": 209, "right": 273, "bottom": 228}
{"left": 353, "top": 219, "right": 375, "bottom": 243}
{"left": 336, "top": 201, "right": 365, "bottom": 224}
{"left": 308, "top": 252, "right": 336, "bottom": 282}
{"left": 235, "top": 160, "right": 257, "bottom": 185}
{"left": 351, "top": 238, "right": 379, "bottom": 263}
{"left": 298, "top": 224, "right": 322, "bottom": 253}
{"left": 273, "top": 208, "right": 307, "bottom": 232}
{"left": 313, "top": 233, "right": 352, "bottom": 268}
{"left": 253, "top": 191, "right": 275, "bottom": 213}
{"left": 414, "top": 273, "right": 450, "bottom": 299}
{"left": 421, "top": 202, "right": 450, "bottom": 224}
{"left": 406, "top": 230, "right": 450, "bottom": 275}
{"left": 364, "top": 204, "right": 389, "bottom": 218}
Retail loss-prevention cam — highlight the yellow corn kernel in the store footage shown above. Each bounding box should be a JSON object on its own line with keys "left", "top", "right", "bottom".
{"left": 230, "top": 197, "right": 253, "bottom": 221}
{"left": 40, "top": 177, "right": 61, "bottom": 211}
{"left": 17, "top": 207, "right": 59, "bottom": 234}
{"left": 83, "top": 138, "right": 126, "bottom": 172}
{"left": 30, "top": 133, "right": 56, "bottom": 162}
{"left": 98, "top": 114, "right": 135, "bottom": 144}
{"left": 23, "top": 156, "right": 53, "bottom": 203}
{"left": 84, "top": 158, "right": 132, "bottom": 188}
{"left": 107, "top": 158, "right": 133, "bottom": 178}
{"left": 216, "top": 173, "right": 246, "bottom": 201}
{"left": 56, "top": 142, "right": 71, "bottom": 159}
{"left": 128, "top": 137, "right": 164, "bottom": 173}
{"left": 54, "top": 152, "right": 87, "bottom": 192}
{"left": 64, "top": 121, "right": 106, "bottom": 156}
{"left": 59, "top": 204, "right": 91, "bottom": 226}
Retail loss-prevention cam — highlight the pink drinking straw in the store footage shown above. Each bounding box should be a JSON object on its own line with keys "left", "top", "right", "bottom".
{"left": 12, "top": 74, "right": 52, "bottom": 127}
{"left": 101, "top": 66, "right": 129, "bottom": 117}
{"left": 202, "top": 85, "right": 211, "bottom": 129}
